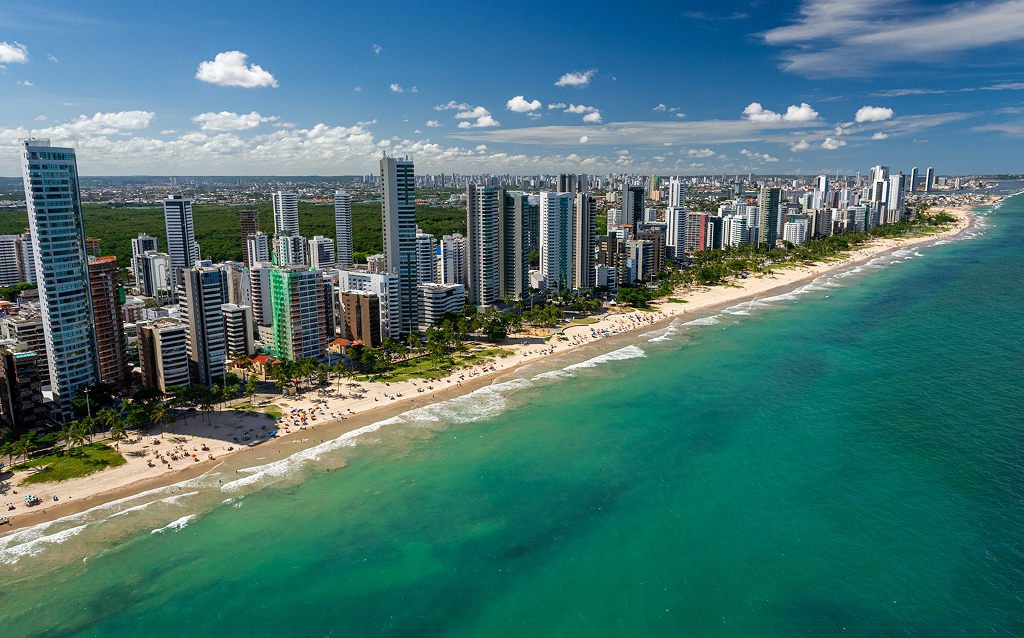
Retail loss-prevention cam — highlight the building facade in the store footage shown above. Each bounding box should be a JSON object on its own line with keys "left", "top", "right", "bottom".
{"left": 272, "top": 191, "right": 299, "bottom": 237}
{"left": 239, "top": 209, "right": 260, "bottom": 267}
{"left": 179, "top": 265, "right": 227, "bottom": 386}
{"left": 539, "top": 192, "right": 574, "bottom": 292}
{"left": 221, "top": 303, "right": 255, "bottom": 357}
{"left": 164, "top": 196, "right": 200, "bottom": 274}
{"left": 334, "top": 190, "right": 354, "bottom": 269}
{"left": 88, "top": 256, "right": 128, "bottom": 388}
{"left": 380, "top": 156, "right": 417, "bottom": 334}
{"left": 466, "top": 184, "right": 500, "bottom": 305}
{"left": 269, "top": 266, "right": 329, "bottom": 361}
{"left": 309, "top": 235, "right": 336, "bottom": 270}
{"left": 573, "top": 193, "right": 596, "bottom": 290}
{"left": 418, "top": 283, "right": 466, "bottom": 331}
{"left": 339, "top": 291, "right": 382, "bottom": 347}
{"left": 138, "top": 319, "right": 190, "bottom": 392}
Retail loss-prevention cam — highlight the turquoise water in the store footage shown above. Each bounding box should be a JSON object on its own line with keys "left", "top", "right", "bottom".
{"left": 1, "top": 188, "right": 1022, "bottom": 637}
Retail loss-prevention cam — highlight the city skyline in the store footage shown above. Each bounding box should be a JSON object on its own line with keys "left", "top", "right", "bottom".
{"left": 2, "top": 0, "right": 1024, "bottom": 176}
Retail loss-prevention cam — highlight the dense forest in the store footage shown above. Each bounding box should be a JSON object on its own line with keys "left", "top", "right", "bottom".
{"left": 0, "top": 202, "right": 468, "bottom": 267}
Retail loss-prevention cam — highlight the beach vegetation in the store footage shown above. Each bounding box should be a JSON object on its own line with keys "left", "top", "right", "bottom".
{"left": 10, "top": 443, "right": 126, "bottom": 485}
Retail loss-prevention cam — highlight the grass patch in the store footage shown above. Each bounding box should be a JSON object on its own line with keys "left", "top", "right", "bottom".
{"left": 571, "top": 317, "right": 598, "bottom": 324}
{"left": 667, "top": 298, "right": 689, "bottom": 303}
{"left": 266, "top": 411, "right": 284, "bottom": 419}
{"left": 11, "top": 443, "right": 126, "bottom": 485}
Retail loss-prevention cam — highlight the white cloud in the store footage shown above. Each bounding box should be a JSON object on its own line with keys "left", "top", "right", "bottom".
{"left": 455, "top": 106, "right": 491, "bottom": 120}
{"left": 191, "top": 111, "right": 277, "bottom": 131}
{"left": 687, "top": 148, "right": 716, "bottom": 157}
{"left": 195, "top": 51, "right": 278, "bottom": 88}
{"left": 47, "top": 53, "right": 58, "bottom": 63}
{"left": 763, "top": 155, "right": 779, "bottom": 162}
{"left": 475, "top": 145, "right": 488, "bottom": 151}
{"left": 871, "top": 132, "right": 889, "bottom": 140}
{"left": 790, "top": 140, "right": 811, "bottom": 151}
{"left": 354, "top": 86, "right": 362, "bottom": 92}
{"left": 372, "top": 44, "right": 382, "bottom": 54}
{"left": 616, "top": 149, "right": 629, "bottom": 155}
{"left": 582, "top": 112, "right": 602, "bottom": 123}
{"left": 579, "top": 135, "right": 589, "bottom": 143}
{"left": 377, "top": 140, "right": 391, "bottom": 147}
{"left": 740, "top": 149, "right": 754, "bottom": 157}
{"left": 762, "top": 0, "right": 1024, "bottom": 78}
{"left": 743, "top": 102, "right": 818, "bottom": 122}
{"left": 273, "top": 122, "right": 296, "bottom": 128}
{"left": 855, "top": 105, "right": 894, "bottom": 122}
{"left": 507, "top": 95, "right": 542, "bottom": 112}
{"left": 0, "top": 42, "right": 28, "bottom": 64}
{"left": 526, "top": 113, "right": 542, "bottom": 119}
{"left": 455, "top": 107, "right": 499, "bottom": 128}
{"left": 414, "top": 129, "right": 422, "bottom": 134}
{"left": 357, "top": 119, "right": 378, "bottom": 126}
{"left": 555, "top": 69, "right": 596, "bottom": 87}
{"left": 547, "top": 102, "right": 567, "bottom": 110}
{"left": 411, "top": 86, "right": 418, "bottom": 93}
{"left": 743, "top": 102, "right": 782, "bottom": 123}
{"left": 426, "top": 120, "right": 442, "bottom": 127}
{"left": 435, "top": 101, "right": 471, "bottom": 111}
{"left": 653, "top": 104, "right": 667, "bottom": 111}
{"left": 783, "top": 103, "right": 820, "bottom": 121}
{"left": 675, "top": 113, "right": 686, "bottom": 118}
{"left": 18, "top": 80, "right": 32, "bottom": 86}
{"left": 161, "top": 129, "right": 177, "bottom": 134}
{"left": 34, "top": 115, "right": 46, "bottom": 121}
{"left": 564, "top": 104, "right": 598, "bottom": 114}
{"left": 390, "top": 83, "right": 404, "bottom": 93}
{"left": 821, "top": 137, "right": 847, "bottom": 150}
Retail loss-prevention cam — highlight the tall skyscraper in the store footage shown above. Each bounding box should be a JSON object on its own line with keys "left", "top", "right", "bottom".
{"left": 380, "top": 156, "right": 417, "bottom": 335}
{"left": 925, "top": 167, "right": 934, "bottom": 192}
{"left": 246, "top": 232, "right": 272, "bottom": 265}
{"left": 0, "top": 236, "right": 21, "bottom": 287}
{"left": 130, "top": 233, "right": 159, "bottom": 285}
{"left": 573, "top": 193, "right": 596, "bottom": 290}
{"left": 239, "top": 209, "right": 259, "bottom": 267}
{"left": 137, "top": 252, "right": 172, "bottom": 299}
{"left": 668, "top": 177, "right": 685, "bottom": 208}
{"left": 909, "top": 167, "right": 919, "bottom": 193}
{"left": 309, "top": 235, "right": 336, "bottom": 270}
{"left": 622, "top": 184, "right": 646, "bottom": 236}
{"left": 576, "top": 173, "right": 588, "bottom": 195}
{"left": 440, "top": 234, "right": 468, "bottom": 287}
{"left": 273, "top": 234, "right": 307, "bottom": 267}
{"left": 164, "top": 196, "right": 200, "bottom": 273}
{"left": 539, "top": 192, "right": 574, "bottom": 291}
{"left": 557, "top": 174, "right": 575, "bottom": 194}
{"left": 15, "top": 232, "right": 36, "bottom": 284}
{"left": 887, "top": 173, "right": 907, "bottom": 223}
{"left": 179, "top": 265, "right": 227, "bottom": 385}
{"left": 497, "top": 190, "right": 532, "bottom": 300}
{"left": 272, "top": 191, "right": 299, "bottom": 236}
{"left": 812, "top": 175, "right": 829, "bottom": 210}
{"left": 334, "top": 190, "right": 354, "bottom": 269}
{"left": 869, "top": 165, "right": 890, "bottom": 202}
{"left": 466, "top": 184, "right": 500, "bottom": 306}
{"left": 19, "top": 139, "right": 99, "bottom": 420}
{"left": 757, "top": 187, "right": 782, "bottom": 248}
{"left": 88, "top": 256, "right": 128, "bottom": 388}
{"left": 665, "top": 207, "right": 687, "bottom": 256}
{"left": 269, "top": 266, "right": 329, "bottom": 361}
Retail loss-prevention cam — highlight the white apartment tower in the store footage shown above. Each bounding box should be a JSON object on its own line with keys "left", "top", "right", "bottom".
{"left": 309, "top": 235, "right": 336, "bottom": 270}
{"left": 164, "top": 196, "right": 200, "bottom": 273}
{"left": 668, "top": 177, "right": 686, "bottom": 208}
{"left": 334, "top": 190, "right": 354, "bottom": 268}
{"left": 178, "top": 265, "right": 227, "bottom": 385}
{"left": 440, "top": 234, "right": 468, "bottom": 287}
{"left": 0, "top": 236, "right": 20, "bottom": 287}
{"left": 16, "top": 233, "right": 36, "bottom": 284}
{"left": 272, "top": 191, "right": 299, "bottom": 237}
{"left": 380, "top": 156, "right": 417, "bottom": 335}
{"left": 273, "top": 234, "right": 307, "bottom": 267}
{"left": 539, "top": 192, "right": 574, "bottom": 292}
{"left": 466, "top": 184, "right": 500, "bottom": 305}
{"left": 19, "top": 139, "right": 100, "bottom": 420}
{"left": 130, "top": 233, "right": 159, "bottom": 285}
{"left": 246, "top": 232, "right": 272, "bottom": 265}
{"left": 415, "top": 229, "right": 438, "bottom": 285}
{"left": 665, "top": 207, "right": 687, "bottom": 256}
{"left": 812, "top": 175, "right": 829, "bottom": 210}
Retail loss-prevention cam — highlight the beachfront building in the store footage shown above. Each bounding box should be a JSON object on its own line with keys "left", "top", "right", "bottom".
{"left": 625, "top": 239, "right": 654, "bottom": 283}
{"left": 221, "top": 303, "right": 255, "bottom": 357}
{"left": 246, "top": 232, "right": 272, "bottom": 265}
{"left": 164, "top": 196, "right": 201, "bottom": 274}
{"left": 665, "top": 207, "right": 687, "bottom": 257}
{"left": 334, "top": 190, "right": 353, "bottom": 269}
{"left": 179, "top": 264, "right": 227, "bottom": 386}
{"left": 440, "top": 234, "right": 468, "bottom": 287}
{"left": 758, "top": 187, "right": 782, "bottom": 248}
{"left": 497, "top": 190, "right": 533, "bottom": 300}
{"left": 19, "top": 139, "right": 100, "bottom": 421}
{"left": 887, "top": 173, "right": 907, "bottom": 223}
{"left": 309, "top": 235, "right": 336, "bottom": 271}
{"left": 466, "top": 184, "right": 500, "bottom": 306}
{"left": 637, "top": 227, "right": 666, "bottom": 276}
{"left": 0, "top": 349, "right": 45, "bottom": 429}
{"left": 415, "top": 229, "right": 438, "bottom": 285}
{"left": 0, "top": 312, "right": 50, "bottom": 388}
{"left": 268, "top": 266, "right": 330, "bottom": 361}
{"left": 783, "top": 220, "right": 808, "bottom": 246}
{"left": 88, "top": 256, "right": 128, "bottom": 389}
{"left": 573, "top": 193, "right": 597, "bottom": 290}
{"left": 622, "top": 184, "right": 645, "bottom": 235}
{"left": 338, "top": 290, "right": 382, "bottom": 347}
{"left": 685, "top": 212, "right": 709, "bottom": 252}
{"left": 138, "top": 319, "right": 190, "bottom": 392}
{"left": 272, "top": 191, "right": 299, "bottom": 237}
{"left": 239, "top": 209, "right": 259, "bottom": 267}
{"left": 417, "top": 283, "right": 466, "bottom": 331}
{"left": 380, "top": 155, "right": 418, "bottom": 335}
{"left": 248, "top": 263, "right": 274, "bottom": 328}
{"left": 337, "top": 269, "right": 401, "bottom": 341}
{"left": 539, "top": 192, "right": 574, "bottom": 292}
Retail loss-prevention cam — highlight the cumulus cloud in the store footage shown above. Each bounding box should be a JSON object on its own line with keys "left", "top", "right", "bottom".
{"left": 475, "top": 145, "right": 487, "bottom": 151}
{"left": 34, "top": 115, "right": 46, "bottom": 121}
{"left": 455, "top": 106, "right": 499, "bottom": 128}
{"left": 191, "top": 111, "right": 277, "bottom": 131}
{"left": 372, "top": 44, "right": 382, "bottom": 54}
{"left": 273, "top": 121, "right": 296, "bottom": 128}
{"left": 653, "top": 104, "right": 667, "bottom": 111}
{"left": 161, "top": 129, "right": 177, "bottom": 135}
{"left": 356, "top": 119, "right": 378, "bottom": 126}
{"left": 871, "top": 132, "right": 889, "bottom": 140}
{"left": 743, "top": 102, "right": 819, "bottom": 122}
{"left": 390, "top": 83, "right": 404, "bottom": 93}
{"left": 790, "top": 140, "right": 811, "bottom": 151}
{"left": 0, "top": 42, "right": 28, "bottom": 64}
{"left": 616, "top": 150, "right": 629, "bottom": 155}
{"left": 195, "top": 51, "right": 278, "bottom": 88}
{"left": 675, "top": 113, "right": 686, "bottom": 118}
{"left": 687, "top": 148, "right": 716, "bottom": 157}
{"left": 821, "top": 137, "right": 846, "bottom": 150}
{"left": 354, "top": 86, "right": 362, "bottom": 92}
{"left": 740, "top": 149, "right": 778, "bottom": 161}
{"left": 579, "top": 135, "right": 588, "bottom": 143}
{"left": 426, "top": 120, "right": 442, "bottom": 127}
{"left": 526, "top": 113, "right": 542, "bottom": 119}
{"left": 506, "top": 96, "right": 542, "bottom": 112}
{"left": 435, "top": 101, "right": 471, "bottom": 111}
{"left": 555, "top": 69, "right": 596, "bottom": 87}
{"left": 855, "top": 105, "right": 894, "bottom": 122}
{"left": 18, "top": 80, "right": 32, "bottom": 86}
{"left": 547, "top": 102, "right": 567, "bottom": 110}
{"left": 562, "top": 104, "right": 602, "bottom": 123}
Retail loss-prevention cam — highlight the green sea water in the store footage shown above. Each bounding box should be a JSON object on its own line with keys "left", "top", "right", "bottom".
{"left": 1, "top": 188, "right": 1022, "bottom": 637}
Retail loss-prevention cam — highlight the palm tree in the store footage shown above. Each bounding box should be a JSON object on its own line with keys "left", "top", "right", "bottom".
{"left": 199, "top": 387, "right": 216, "bottom": 423}
{"left": 2, "top": 442, "right": 13, "bottom": 466}
{"left": 78, "top": 416, "right": 98, "bottom": 447}
{"left": 149, "top": 403, "right": 169, "bottom": 434}
{"left": 95, "top": 407, "right": 119, "bottom": 442}
{"left": 110, "top": 419, "right": 128, "bottom": 443}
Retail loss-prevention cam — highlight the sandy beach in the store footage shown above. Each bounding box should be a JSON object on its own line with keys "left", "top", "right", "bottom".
{"left": 0, "top": 204, "right": 984, "bottom": 530}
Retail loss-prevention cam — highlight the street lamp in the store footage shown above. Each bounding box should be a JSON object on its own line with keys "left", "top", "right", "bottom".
{"left": 84, "top": 386, "right": 91, "bottom": 418}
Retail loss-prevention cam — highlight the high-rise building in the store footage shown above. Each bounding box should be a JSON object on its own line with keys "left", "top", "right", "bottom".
{"left": 137, "top": 319, "right": 190, "bottom": 392}
{"left": 19, "top": 139, "right": 99, "bottom": 420}
{"left": 380, "top": 156, "right": 417, "bottom": 335}
{"left": 466, "top": 184, "right": 500, "bottom": 305}
{"left": 339, "top": 291, "right": 382, "bottom": 347}
{"left": 418, "top": 283, "right": 466, "bottom": 330}
{"left": 665, "top": 207, "right": 687, "bottom": 256}
{"left": 0, "top": 235, "right": 21, "bottom": 286}
{"left": 909, "top": 167, "right": 919, "bottom": 193}
{"left": 221, "top": 303, "right": 255, "bottom": 357}
{"left": 239, "top": 209, "right": 260, "bottom": 267}
{"left": 415, "top": 229, "right": 439, "bottom": 285}
{"left": 246, "top": 232, "right": 272, "bottom": 265}
{"left": 0, "top": 312, "right": 50, "bottom": 388}
{"left": 136, "top": 251, "right": 171, "bottom": 299}
{"left": 783, "top": 221, "right": 807, "bottom": 245}
{"left": 269, "top": 266, "right": 329, "bottom": 361}
{"left": 539, "top": 192, "right": 574, "bottom": 292}
{"left": 334, "top": 190, "right": 353, "bottom": 269}
{"left": 88, "top": 256, "right": 128, "bottom": 388}
{"left": 15, "top": 232, "right": 36, "bottom": 285}
{"left": 337, "top": 270, "right": 400, "bottom": 341}
{"left": 925, "top": 167, "right": 934, "bottom": 192}
{"left": 576, "top": 173, "right": 588, "bottom": 195}
{"left": 0, "top": 348, "right": 45, "bottom": 429}
{"left": 497, "top": 190, "right": 532, "bottom": 300}
{"left": 179, "top": 265, "right": 227, "bottom": 385}
{"left": 272, "top": 191, "right": 299, "bottom": 237}
{"left": 573, "top": 193, "right": 596, "bottom": 290}
{"left": 309, "top": 235, "right": 336, "bottom": 270}
{"left": 273, "top": 234, "right": 307, "bottom": 266}
{"left": 869, "top": 166, "right": 890, "bottom": 202}
{"left": 248, "top": 264, "right": 274, "bottom": 327}
{"left": 130, "top": 233, "right": 159, "bottom": 285}
{"left": 557, "top": 174, "right": 575, "bottom": 194}
{"left": 637, "top": 228, "right": 666, "bottom": 275}
{"left": 622, "top": 184, "right": 646, "bottom": 236}
{"left": 668, "top": 177, "right": 685, "bottom": 208}
{"left": 812, "top": 175, "right": 829, "bottom": 210}
{"left": 757, "top": 187, "right": 782, "bottom": 248}
{"left": 440, "top": 234, "right": 468, "bottom": 287}
{"left": 887, "top": 173, "right": 907, "bottom": 223}
{"left": 164, "top": 196, "right": 200, "bottom": 273}
{"left": 686, "top": 212, "right": 709, "bottom": 252}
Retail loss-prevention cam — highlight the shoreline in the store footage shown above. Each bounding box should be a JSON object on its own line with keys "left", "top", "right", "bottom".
{"left": 0, "top": 203, "right": 986, "bottom": 531}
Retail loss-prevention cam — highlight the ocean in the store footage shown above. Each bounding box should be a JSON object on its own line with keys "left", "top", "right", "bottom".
{"left": 1, "top": 186, "right": 1021, "bottom": 637}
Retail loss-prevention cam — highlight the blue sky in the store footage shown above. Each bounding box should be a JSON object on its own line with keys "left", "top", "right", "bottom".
{"left": 2, "top": 0, "right": 1023, "bottom": 176}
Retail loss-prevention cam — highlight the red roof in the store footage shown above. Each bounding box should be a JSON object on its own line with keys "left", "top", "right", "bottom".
{"left": 331, "top": 338, "right": 352, "bottom": 346}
